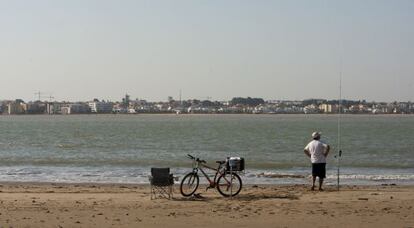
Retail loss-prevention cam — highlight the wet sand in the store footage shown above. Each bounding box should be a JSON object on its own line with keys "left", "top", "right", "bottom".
{"left": 0, "top": 183, "right": 413, "bottom": 227}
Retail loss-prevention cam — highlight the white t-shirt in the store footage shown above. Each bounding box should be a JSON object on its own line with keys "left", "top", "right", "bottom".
{"left": 304, "top": 140, "right": 328, "bottom": 164}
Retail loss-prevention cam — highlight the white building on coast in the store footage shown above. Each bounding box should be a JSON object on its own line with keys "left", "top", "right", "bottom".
{"left": 88, "top": 101, "right": 113, "bottom": 113}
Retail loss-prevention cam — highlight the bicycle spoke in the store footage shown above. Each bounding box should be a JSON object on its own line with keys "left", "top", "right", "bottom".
{"left": 216, "top": 173, "right": 242, "bottom": 197}
{"left": 180, "top": 173, "right": 199, "bottom": 197}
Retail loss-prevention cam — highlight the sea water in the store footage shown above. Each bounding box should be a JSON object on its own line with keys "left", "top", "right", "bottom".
{"left": 0, "top": 114, "right": 413, "bottom": 185}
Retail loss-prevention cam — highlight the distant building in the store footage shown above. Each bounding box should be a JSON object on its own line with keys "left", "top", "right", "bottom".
{"left": 319, "top": 104, "right": 338, "bottom": 113}
{"left": 71, "top": 103, "right": 90, "bottom": 114}
{"left": 61, "top": 103, "right": 91, "bottom": 114}
{"left": 7, "top": 102, "right": 25, "bottom": 115}
{"left": 61, "top": 106, "right": 71, "bottom": 115}
{"left": 88, "top": 101, "right": 113, "bottom": 113}
{"left": 409, "top": 102, "right": 414, "bottom": 113}
{"left": 24, "top": 102, "right": 46, "bottom": 114}
{"left": 304, "top": 104, "right": 319, "bottom": 114}
{"left": 47, "top": 102, "right": 64, "bottom": 115}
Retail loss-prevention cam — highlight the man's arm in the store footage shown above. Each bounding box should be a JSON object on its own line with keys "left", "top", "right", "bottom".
{"left": 324, "top": 145, "right": 330, "bottom": 157}
{"left": 304, "top": 149, "right": 311, "bottom": 158}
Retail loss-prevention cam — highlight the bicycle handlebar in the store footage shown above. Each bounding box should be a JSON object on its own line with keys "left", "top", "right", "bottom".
{"left": 187, "top": 154, "right": 206, "bottom": 164}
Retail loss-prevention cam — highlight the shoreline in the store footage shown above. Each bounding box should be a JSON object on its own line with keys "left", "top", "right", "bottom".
{"left": 1, "top": 113, "right": 414, "bottom": 116}
{"left": 0, "top": 182, "right": 413, "bottom": 227}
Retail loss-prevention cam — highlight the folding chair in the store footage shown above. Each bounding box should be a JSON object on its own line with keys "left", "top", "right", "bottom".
{"left": 149, "top": 168, "right": 174, "bottom": 199}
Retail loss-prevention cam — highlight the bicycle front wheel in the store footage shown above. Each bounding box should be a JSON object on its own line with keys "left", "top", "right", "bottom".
{"left": 217, "top": 172, "right": 242, "bottom": 197}
{"left": 180, "top": 172, "right": 199, "bottom": 197}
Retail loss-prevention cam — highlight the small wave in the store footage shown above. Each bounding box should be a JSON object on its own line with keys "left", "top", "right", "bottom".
{"left": 6, "top": 170, "right": 43, "bottom": 176}
{"left": 326, "top": 174, "right": 414, "bottom": 181}
{"left": 80, "top": 174, "right": 100, "bottom": 177}
{"left": 57, "top": 144, "right": 78, "bottom": 149}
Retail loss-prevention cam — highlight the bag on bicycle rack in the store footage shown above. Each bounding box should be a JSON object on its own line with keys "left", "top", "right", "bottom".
{"left": 226, "top": 157, "right": 245, "bottom": 172}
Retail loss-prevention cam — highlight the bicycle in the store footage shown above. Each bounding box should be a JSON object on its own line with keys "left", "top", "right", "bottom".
{"left": 180, "top": 154, "right": 242, "bottom": 197}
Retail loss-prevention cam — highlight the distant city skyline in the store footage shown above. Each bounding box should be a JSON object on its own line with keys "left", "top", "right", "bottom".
{"left": 0, "top": 93, "right": 412, "bottom": 103}
{"left": 1, "top": 0, "right": 413, "bottom": 102}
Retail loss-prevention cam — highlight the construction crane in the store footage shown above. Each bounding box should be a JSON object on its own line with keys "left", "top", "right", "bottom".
{"left": 34, "top": 91, "right": 44, "bottom": 101}
{"left": 34, "top": 91, "right": 55, "bottom": 102}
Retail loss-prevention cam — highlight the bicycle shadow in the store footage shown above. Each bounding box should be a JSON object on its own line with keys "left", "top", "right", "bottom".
{"left": 172, "top": 193, "right": 214, "bottom": 202}
{"left": 172, "top": 192, "right": 300, "bottom": 202}
{"left": 235, "top": 192, "right": 300, "bottom": 201}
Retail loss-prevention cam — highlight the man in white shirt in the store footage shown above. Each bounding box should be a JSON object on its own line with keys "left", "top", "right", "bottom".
{"left": 304, "top": 132, "right": 330, "bottom": 191}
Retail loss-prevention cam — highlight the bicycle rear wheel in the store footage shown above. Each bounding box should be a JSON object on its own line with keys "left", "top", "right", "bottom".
{"left": 180, "top": 172, "right": 199, "bottom": 197}
{"left": 217, "top": 172, "right": 242, "bottom": 197}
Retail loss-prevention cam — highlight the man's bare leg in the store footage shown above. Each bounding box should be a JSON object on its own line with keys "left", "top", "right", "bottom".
{"left": 319, "top": 178, "right": 324, "bottom": 191}
{"left": 311, "top": 176, "right": 316, "bottom": 191}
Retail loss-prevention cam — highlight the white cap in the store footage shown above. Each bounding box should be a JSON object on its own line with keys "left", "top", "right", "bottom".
{"left": 312, "top": 131, "right": 321, "bottom": 139}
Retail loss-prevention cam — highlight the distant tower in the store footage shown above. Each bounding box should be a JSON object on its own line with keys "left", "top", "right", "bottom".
{"left": 122, "top": 94, "right": 130, "bottom": 108}
{"left": 179, "top": 89, "right": 182, "bottom": 106}
{"left": 168, "top": 96, "right": 174, "bottom": 103}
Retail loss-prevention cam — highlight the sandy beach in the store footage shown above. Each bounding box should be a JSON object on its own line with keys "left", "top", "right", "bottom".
{"left": 0, "top": 183, "right": 412, "bottom": 228}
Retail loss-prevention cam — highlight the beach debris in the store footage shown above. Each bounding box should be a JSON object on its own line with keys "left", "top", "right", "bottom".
{"left": 232, "top": 206, "right": 241, "bottom": 211}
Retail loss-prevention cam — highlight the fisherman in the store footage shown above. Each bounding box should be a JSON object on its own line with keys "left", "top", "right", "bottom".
{"left": 304, "top": 132, "right": 330, "bottom": 191}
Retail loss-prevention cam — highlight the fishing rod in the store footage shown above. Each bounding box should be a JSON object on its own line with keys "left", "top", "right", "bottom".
{"left": 336, "top": 60, "right": 343, "bottom": 191}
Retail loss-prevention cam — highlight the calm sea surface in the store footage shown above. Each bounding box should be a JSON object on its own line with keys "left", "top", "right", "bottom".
{"left": 0, "top": 114, "right": 413, "bottom": 185}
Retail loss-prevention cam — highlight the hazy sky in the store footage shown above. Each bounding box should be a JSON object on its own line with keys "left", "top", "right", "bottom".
{"left": 0, "top": 0, "right": 413, "bottom": 102}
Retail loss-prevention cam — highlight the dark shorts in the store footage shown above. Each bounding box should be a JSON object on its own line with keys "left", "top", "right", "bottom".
{"left": 312, "top": 163, "right": 326, "bottom": 178}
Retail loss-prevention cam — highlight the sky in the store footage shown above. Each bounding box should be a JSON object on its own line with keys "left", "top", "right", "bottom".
{"left": 0, "top": 0, "right": 413, "bottom": 102}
